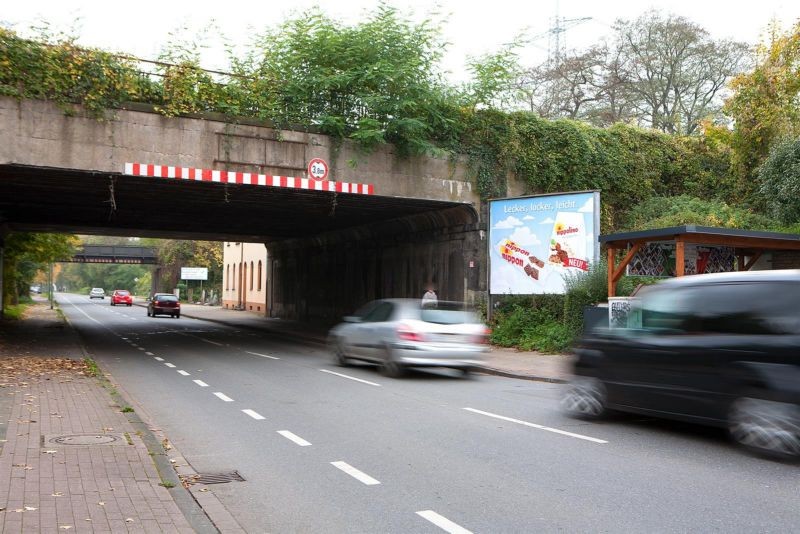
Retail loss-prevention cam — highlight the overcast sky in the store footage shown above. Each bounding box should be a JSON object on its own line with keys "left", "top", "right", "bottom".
{"left": 4, "top": 0, "right": 800, "bottom": 80}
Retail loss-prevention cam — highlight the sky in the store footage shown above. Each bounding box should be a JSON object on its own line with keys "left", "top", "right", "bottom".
{"left": 3, "top": 0, "right": 800, "bottom": 81}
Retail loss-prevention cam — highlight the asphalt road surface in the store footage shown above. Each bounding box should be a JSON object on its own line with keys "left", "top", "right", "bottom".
{"left": 58, "top": 293, "right": 799, "bottom": 533}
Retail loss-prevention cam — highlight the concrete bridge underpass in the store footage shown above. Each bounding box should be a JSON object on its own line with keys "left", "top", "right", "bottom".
{"left": 0, "top": 97, "right": 489, "bottom": 322}
{"left": 0, "top": 162, "right": 483, "bottom": 322}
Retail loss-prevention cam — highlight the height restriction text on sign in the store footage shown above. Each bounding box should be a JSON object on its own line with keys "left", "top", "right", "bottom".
{"left": 307, "top": 158, "right": 329, "bottom": 181}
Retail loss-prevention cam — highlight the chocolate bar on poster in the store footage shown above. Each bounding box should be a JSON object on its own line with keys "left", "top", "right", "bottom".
{"left": 524, "top": 264, "right": 539, "bottom": 280}
{"left": 529, "top": 256, "right": 545, "bottom": 268}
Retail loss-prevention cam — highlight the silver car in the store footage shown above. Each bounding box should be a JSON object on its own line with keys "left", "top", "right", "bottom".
{"left": 328, "top": 299, "right": 490, "bottom": 377}
{"left": 89, "top": 287, "right": 105, "bottom": 299}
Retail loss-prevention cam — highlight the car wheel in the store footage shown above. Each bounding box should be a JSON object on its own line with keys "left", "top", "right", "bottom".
{"left": 728, "top": 395, "right": 800, "bottom": 459}
{"left": 331, "top": 339, "right": 351, "bottom": 367}
{"left": 458, "top": 367, "right": 474, "bottom": 378}
{"left": 381, "top": 348, "right": 405, "bottom": 378}
{"left": 127, "top": 304, "right": 132, "bottom": 307}
{"left": 110, "top": 302, "right": 115, "bottom": 306}
{"left": 175, "top": 313, "right": 180, "bottom": 319}
{"left": 561, "top": 376, "right": 608, "bottom": 419}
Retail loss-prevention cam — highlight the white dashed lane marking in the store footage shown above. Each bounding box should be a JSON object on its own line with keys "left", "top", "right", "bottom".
{"left": 164, "top": 363, "right": 176, "bottom": 368}
{"left": 416, "top": 511, "right": 473, "bottom": 534}
{"left": 137, "top": 347, "right": 145, "bottom": 351}
{"left": 154, "top": 357, "right": 164, "bottom": 362}
{"left": 330, "top": 461, "right": 380, "bottom": 485}
{"left": 199, "top": 338, "right": 223, "bottom": 346}
{"left": 245, "top": 351, "right": 280, "bottom": 360}
{"left": 213, "top": 392, "right": 234, "bottom": 402}
{"left": 319, "top": 369, "right": 381, "bottom": 387}
{"left": 277, "top": 430, "right": 311, "bottom": 447}
{"left": 242, "top": 409, "right": 265, "bottom": 420}
{"left": 177, "top": 370, "right": 190, "bottom": 376}
{"left": 145, "top": 352, "right": 154, "bottom": 356}
{"left": 193, "top": 380, "right": 209, "bottom": 387}
{"left": 463, "top": 408, "right": 607, "bottom": 444}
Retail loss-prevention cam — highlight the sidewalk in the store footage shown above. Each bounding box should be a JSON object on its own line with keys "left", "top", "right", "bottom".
{"left": 152, "top": 301, "right": 572, "bottom": 383}
{"left": 0, "top": 302, "right": 240, "bottom": 533}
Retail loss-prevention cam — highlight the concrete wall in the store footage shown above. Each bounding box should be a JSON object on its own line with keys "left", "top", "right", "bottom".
{"left": 267, "top": 217, "right": 486, "bottom": 325}
{"left": 0, "top": 97, "right": 478, "bottom": 204}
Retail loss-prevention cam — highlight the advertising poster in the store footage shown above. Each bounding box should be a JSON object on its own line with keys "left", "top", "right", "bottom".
{"left": 489, "top": 191, "right": 600, "bottom": 294}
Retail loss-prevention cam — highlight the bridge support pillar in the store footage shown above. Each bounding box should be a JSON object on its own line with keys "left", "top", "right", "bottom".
{"left": 150, "top": 266, "right": 162, "bottom": 298}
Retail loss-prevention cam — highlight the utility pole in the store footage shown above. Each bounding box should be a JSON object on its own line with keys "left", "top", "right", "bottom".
{"left": 48, "top": 262, "right": 53, "bottom": 309}
{"left": 548, "top": 0, "right": 592, "bottom": 65}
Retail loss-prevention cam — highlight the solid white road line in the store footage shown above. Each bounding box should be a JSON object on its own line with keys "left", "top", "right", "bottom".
{"left": 213, "top": 392, "right": 234, "bottom": 402}
{"left": 416, "top": 510, "right": 473, "bottom": 534}
{"left": 245, "top": 351, "right": 280, "bottom": 360}
{"left": 330, "top": 461, "right": 380, "bottom": 485}
{"left": 164, "top": 363, "right": 176, "bottom": 368}
{"left": 319, "top": 369, "right": 381, "bottom": 387}
{"left": 199, "top": 338, "right": 223, "bottom": 346}
{"left": 61, "top": 295, "right": 104, "bottom": 326}
{"left": 145, "top": 352, "right": 154, "bottom": 356}
{"left": 463, "top": 407, "right": 608, "bottom": 444}
{"left": 193, "top": 380, "right": 209, "bottom": 387}
{"left": 277, "top": 430, "right": 311, "bottom": 447}
{"left": 177, "top": 370, "right": 190, "bottom": 376}
{"left": 242, "top": 409, "right": 265, "bottom": 420}
{"left": 154, "top": 357, "right": 164, "bottom": 362}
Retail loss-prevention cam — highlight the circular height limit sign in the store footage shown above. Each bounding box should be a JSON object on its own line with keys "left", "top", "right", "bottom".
{"left": 307, "top": 158, "right": 329, "bottom": 181}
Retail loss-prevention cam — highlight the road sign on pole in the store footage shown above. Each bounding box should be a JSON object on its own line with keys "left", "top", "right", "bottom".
{"left": 307, "top": 158, "right": 329, "bottom": 181}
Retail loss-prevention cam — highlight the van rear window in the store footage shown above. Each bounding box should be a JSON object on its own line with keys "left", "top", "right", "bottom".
{"left": 157, "top": 295, "right": 178, "bottom": 302}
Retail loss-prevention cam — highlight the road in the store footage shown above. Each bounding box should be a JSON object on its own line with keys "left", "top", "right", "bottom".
{"left": 57, "top": 293, "right": 798, "bottom": 533}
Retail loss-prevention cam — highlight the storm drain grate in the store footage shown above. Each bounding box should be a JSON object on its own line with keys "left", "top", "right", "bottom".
{"left": 193, "top": 471, "right": 246, "bottom": 485}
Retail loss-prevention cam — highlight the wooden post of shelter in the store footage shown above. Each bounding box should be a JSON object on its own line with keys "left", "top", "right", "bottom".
{"left": 675, "top": 238, "right": 685, "bottom": 277}
{"left": 607, "top": 243, "right": 642, "bottom": 298}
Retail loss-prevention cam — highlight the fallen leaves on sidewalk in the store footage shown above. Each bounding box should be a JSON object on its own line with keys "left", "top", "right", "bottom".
{"left": 0, "top": 357, "right": 89, "bottom": 387}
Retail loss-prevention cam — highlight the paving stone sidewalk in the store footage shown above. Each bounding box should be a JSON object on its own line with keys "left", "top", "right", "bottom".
{"left": 0, "top": 304, "right": 198, "bottom": 533}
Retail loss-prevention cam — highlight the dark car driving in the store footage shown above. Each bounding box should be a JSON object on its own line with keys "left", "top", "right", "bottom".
{"left": 562, "top": 270, "right": 800, "bottom": 458}
{"left": 147, "top": 293, "right": 180, "bottom": 318}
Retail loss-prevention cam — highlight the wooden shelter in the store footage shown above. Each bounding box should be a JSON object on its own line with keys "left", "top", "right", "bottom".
{"left": 601, "top": 225, "right": 800, "bottom": 297}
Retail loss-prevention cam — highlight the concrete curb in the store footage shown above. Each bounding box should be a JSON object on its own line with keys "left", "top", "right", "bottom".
{"left": 160, "top": 304, "right": 569, "bottom": 383}
{"left": 476, "top": 366, "right": 567, "bottom": 383}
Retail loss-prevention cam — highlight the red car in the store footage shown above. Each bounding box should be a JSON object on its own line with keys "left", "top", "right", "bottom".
{"left": 147, "top": 293, "right": 180, "bottom": 318}
{"left": 110, "top": 289, "right": 133, "bottom": 306}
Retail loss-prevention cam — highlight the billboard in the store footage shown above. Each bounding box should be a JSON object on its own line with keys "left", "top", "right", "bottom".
{"left": 489, "top": 191, "right": 600, "bottom": 294}
{"left": 180, "top": 267, "right": 208, "bottom": 281}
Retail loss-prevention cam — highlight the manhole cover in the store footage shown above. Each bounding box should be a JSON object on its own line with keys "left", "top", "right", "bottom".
{"left": 44, "top": 434, "right": 123, "bottom": 446}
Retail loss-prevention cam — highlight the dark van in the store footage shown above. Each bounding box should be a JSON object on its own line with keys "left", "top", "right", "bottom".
{"left": 563, "top": 270, "right": 800, "bottom": 458}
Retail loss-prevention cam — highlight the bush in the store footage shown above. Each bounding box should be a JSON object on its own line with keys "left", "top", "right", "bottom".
{"left": 518, "top": 320, "right": 573, "bottom": 353}
{"left": 758, "top": 138, "right": 800, "bottom": 224}
{"left": 562, "top": 261, "right": 608, "bottom": 337}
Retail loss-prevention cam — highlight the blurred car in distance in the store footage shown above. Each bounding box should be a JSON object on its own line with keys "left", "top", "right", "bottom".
{"left": 147, "top": 293, "right": 180, "bottom": 318}
{"left": 110, "top": 289, "right": 133, "bottom": 306}
{"left": 562, "top": 269, "right": 800, "bottom": 458}
{"left": 328, "top": 298, "right": 490, "bottom": 377}
{"left": 89, "top": 288, "right": 105, "bottom": 299}
{"left": 30, "top": 285, "right": 41, "bottom": 294}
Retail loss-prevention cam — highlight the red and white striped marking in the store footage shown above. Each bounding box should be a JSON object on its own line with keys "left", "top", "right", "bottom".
{"left": 123, "top": 163, "right": 374, "bottom": 195}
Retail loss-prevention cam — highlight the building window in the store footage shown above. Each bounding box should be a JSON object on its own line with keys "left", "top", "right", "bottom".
{"left": 226, "top": 265, "right": 230, "bottom": 290}
{"left": 250, "top": 261, "right": 254, "bottom": 290}
{"left": 257, "top": 261, "right": 262, "bottom": 291}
